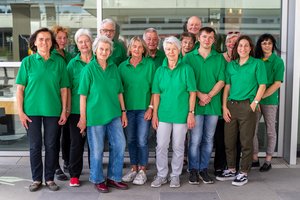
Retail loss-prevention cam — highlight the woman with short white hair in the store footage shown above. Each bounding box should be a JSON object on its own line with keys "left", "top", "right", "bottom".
{"left": 151, "top": 36, "right": 196, "bottom": 188}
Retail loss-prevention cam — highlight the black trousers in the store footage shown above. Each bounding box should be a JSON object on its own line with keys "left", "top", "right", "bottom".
{"left": 68, "top": 114, "right": 86, "bottom": 178}
{"left": 214, "top": 119, "right": 241, "bottom": 171}
{"left": 27, "top": 116, "right": 60, "bottom": 181}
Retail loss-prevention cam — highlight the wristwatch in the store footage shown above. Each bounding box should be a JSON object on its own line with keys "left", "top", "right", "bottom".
{"left": 189, "top": 110, "right": 195, "bottom": 114}
{"left": 253, "top": 100, "right": 259, "bottom": 104}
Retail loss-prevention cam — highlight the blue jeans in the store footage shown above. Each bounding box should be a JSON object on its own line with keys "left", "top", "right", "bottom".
{"left": 27, "top": 116, "right": 60, "bottom": 182}
{"left": 125, "top": 110, "right": 150, "bottom": 166}
{"left": 87, "top": 117, "right": 125, "bottom": 184}
{"left": 188, "top": 115, "right": 218, "bottom": 171}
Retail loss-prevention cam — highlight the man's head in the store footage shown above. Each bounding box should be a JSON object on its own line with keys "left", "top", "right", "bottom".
{"left": 187, "top": 16, "right": 202, "bottom": 36}
{"left": 99, "top": 18, "right": 116, "bottom": 40}
{"left": 198, "top": 27, "right": 216, "bottom": 49}
{"left": 143, "top": 28, "right": 160, "bottom": 51}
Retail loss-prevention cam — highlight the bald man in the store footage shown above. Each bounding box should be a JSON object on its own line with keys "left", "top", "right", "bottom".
{"left": 186, "top": 16, "right": 202, "bottom": 50}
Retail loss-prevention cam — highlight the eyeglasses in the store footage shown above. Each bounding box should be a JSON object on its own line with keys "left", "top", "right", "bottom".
{"left": 100, "top": 29, "right": 115, "bottom": 33}
{"left": 228, "top": 31, "right": 240, "bottom": 35}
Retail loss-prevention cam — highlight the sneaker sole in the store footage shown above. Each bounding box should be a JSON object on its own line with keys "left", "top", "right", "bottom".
{"left": 188, "top": 181, "right": 200, "bottom": 185}
{"left": 151, "top": 180, "right": 167, "bottom": 188}
{"left": 170, "top": 184, "right": 180, "bottom": 188}
{"left": 133, "top": 180, "right": 147, "bottom": 185}
{"left": 232, "top": 179, "right": 248, "bottom": 186}
{"left": 216, "top": 176, "right": 236, "bottom": 181}
{"left": 199, "top": 177, "right": 214, "bottom": 184}
{"left": 70, "top": 184, "right": 80, "bottom": 187}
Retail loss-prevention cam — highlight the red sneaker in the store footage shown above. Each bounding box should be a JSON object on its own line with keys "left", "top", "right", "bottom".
{"left": 69, "top": 177, "right": 80, "bottom": 187}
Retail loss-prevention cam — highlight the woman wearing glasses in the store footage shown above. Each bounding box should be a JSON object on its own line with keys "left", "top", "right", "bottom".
{"left": 252, "top": 34, "right": 284, "bottom": 172}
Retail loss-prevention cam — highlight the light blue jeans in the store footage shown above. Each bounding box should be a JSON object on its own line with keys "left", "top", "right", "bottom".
{"left": 188, "top": 115, "right": 218, "bottom": 171}
{"left": 125, "top": 110, "right": 150, "bottom": 167}
{"left": 87, "top": 117, "right": 126, "bottom": 184}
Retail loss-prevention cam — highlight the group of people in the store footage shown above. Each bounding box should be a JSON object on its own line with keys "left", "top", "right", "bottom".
{"left": 16, "top": 16, "right": 284, "bottom": 193}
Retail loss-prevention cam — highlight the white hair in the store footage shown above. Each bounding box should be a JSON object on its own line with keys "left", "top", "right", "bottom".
{"left": 163, "top": 36, "right": 181, "bottom": 52}
{"left": 92, "top": 35, "right": 114, "bottom": 55}
{"left": 143, "top": 28, "right": 160, "bottom": 41}
{"left": 74, "top": 28, "right": 93, "bottom": 45}
{"left": 100, "top": 18, "right": 116, "bottom": 30}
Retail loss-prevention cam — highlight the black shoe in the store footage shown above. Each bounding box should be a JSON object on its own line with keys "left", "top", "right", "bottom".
{"left": 189, "top": 169, "right": 199, "bottom": 185}
{"left": 214, "top": 169, "right": 223, "bottom": 177}
{"left": 251, "top": 160, "right": 260, "bottom": 168}
{"left": 199, "top": 169, "right": 214, "bottom": 184}
{"left": 259, "top": 163, "right": 272, "bottom": 172}
{"left": 55, "top": 168, "right": 68, "bottom": 181}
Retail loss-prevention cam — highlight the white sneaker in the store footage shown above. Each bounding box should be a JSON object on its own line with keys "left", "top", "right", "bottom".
{"left": 133, "top": 170, "right": 147, "bottom": 185}
{"left": 122, "top": 169, "right": 137, "bottom": 182}
{"left": 151, "top": 176, "right": 167, "bottom": 188}
{"left": 169, "top": 176, "right": 180, "bottom": 188}
{"left": 232, "top": 173, "right": 248, "bottom": 186}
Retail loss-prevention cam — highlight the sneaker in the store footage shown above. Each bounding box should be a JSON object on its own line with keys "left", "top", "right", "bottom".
{"left": 169, "top": 176, "right": 180, "bottom": 188}
{"left": 216, "top": 169, "right": 237, "bottom": 181}
{"left": 214, "top": 169, "right": 223, "bottom": 177}
{"left": 189, "top": 169, "right": 199, "bottom": 185}
{"left": 133, "top": 170, "right": 147, "bottom": 185}
{"left": 69, "top": 177, "right": 80, "bottom": 187}
{"left": 122, "top": 169, "right": 137, "bottom": 182}
{"left": 55, "top": 168, "right": 68, "bottom": 181}
{"left": 150, "top": 176, "right": 167, "bottom": 188}
{"left": 232, "top": 173, "right": 248, "bottom": 186}
{"left": 251, "top": 160, "right": 260, "bottom": 168}
{"left": 259, "top": 163, "right": 272, "bottom": 172}
{"left": 199, "top": 169, "right": 214, "bottom": 184}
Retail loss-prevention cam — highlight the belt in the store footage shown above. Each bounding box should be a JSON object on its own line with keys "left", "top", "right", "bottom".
{"left": 229, "top": 99, "right": 249, "bottom": 104}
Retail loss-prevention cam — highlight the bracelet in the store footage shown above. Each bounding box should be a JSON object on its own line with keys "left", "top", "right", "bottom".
{"left": 121, "top": 109, "right": 127, "bottom": 113}
{"left": 148, "top": 105, "right": 154, "bottom": 109}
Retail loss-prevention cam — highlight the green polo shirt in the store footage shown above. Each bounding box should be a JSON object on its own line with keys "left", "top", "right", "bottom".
{"left": 152, "top": 58, "right": 197, "bottom": 123}
{"left": 225, "top": 56, "right": 267, "bottom": 102}
{"left": 67, "top": 53, "right": 93, "bottom": 114}
{"left": 147, "top": 49, "right": 166, "bottom": 70}
{"left": 78, "top": 58, "right": 123, "bottom": 126}
{"left": 110, "top": 39, "right": 127, "bottom": 66}
{"left": 52, "top": 48, "right": 73, "bottom": 64}
{"left": 16, "top": 52, "right": 69, "bottom": 116}
{"left": 260, "top": 53, "right": 284, "bottom": 105}
{"left": 118, "top": 57, "right": 155, "bottom": 110}
{"left": 183, "top": 48, "right": 225, "bottom": 116}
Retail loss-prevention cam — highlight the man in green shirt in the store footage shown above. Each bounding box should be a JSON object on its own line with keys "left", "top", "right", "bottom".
{"left": 143, "top": 28, "right": 166, "bottom": 69}
{"left": 99, "top": 18, "right": 127, "bottom": 66}
{"left": 186, "top": 16, "right": 202, "bottom": 50}
{"left": 183, "top": 27, "right": 225, "bottom": 185}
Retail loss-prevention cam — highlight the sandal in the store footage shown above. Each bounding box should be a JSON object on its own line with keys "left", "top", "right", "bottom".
{"left": 29, "top": 181, "right": 42, "bottom": 192}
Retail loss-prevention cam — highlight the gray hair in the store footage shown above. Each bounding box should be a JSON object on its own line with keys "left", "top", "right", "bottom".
{"left": 163, "top": 36, "right": 181, "bottom": 52}
{"left": 92, "top": 35, "right": 114, "bottom": 55}
{"left": 143, "top": 28, "right": 160, "bottom": 41}
{"left": 100, "top": 18, "right": 116, "bottom": 30}
{"left": 74, "top": 28, "right": 93, "bottom": 45}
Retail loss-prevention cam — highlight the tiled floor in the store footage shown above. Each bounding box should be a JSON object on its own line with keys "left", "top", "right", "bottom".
{"left": 0, "top": 157, "right": 300, "bottom": 200}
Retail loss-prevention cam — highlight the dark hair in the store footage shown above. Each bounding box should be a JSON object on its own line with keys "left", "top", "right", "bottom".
{"left": 29, "top": 27, "right": 57, "bottom": 53}
{"left": 232, "top": 35, "right": 254, "bottom": 60}
{"left": 199, "top": 27, "right": 216, "bottom": 38}
{"left": 180, "top": 32, "right": 196, "bottom": 44}
{"left": 254, "top": 33, "right": 280, "bottom": 58}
